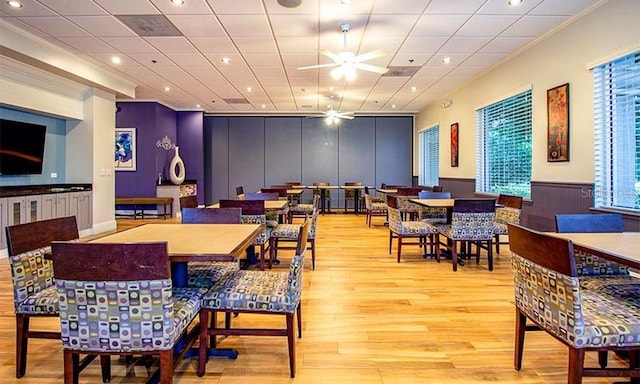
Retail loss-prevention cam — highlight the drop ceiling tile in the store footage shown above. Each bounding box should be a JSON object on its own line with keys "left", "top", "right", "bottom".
{"left": 150, "top": 0, "right": 213, "bottom": 15}
{"left": 372, "top": 0, "right": 429, "bottom": 14}
{"left": 17, "top": 16, "right": 92, "bottom": 37}
{"left": 477, "top": 0, "right": 543, "bottom": 15}
{"left": 1, "top": 0, "right": 56, "bottom": 16}
{"left": 365, "top": 14, "right": 420, "bottom": 37}
{"left": 217, "top": 14, "right": 272, "bottom": 36}
{"left": 270, "top": 14, "right": 318, "bottom": 37}
{"left": 411, "top": 14, "right": 470, "bottom": 37}
{"left": 477, "top": 36, "right": 535, "bottom": 54}
{"left": 92, "top": 0, "right": 159, "bottom": 15}
{"left": 398, "top": 37, "right": 448, "bottom": 54}
{"left": 168, "top": 15, "right": 226, "bottom": 37}
{"left": 144, "top": 37, "right": 199, "bottom": 54}
{"left": 501, "top": 15, "right": 569, "bottom": 37}
{"left": 424, "top": 0, "right": 486, "bottom": 15}
{"left": 531, "top": 0, "right": 602, "bottom": 15}
{"left": 206, "top": 0, "right": 264, "bottom": 14}
{"left": 277, "top": 36, "right": 320, "bottom": 54}
{"left": 243, "top": 53, "right": 282, "bottom": 68}
{"left": 439, "top": 36, "right": 492, "bottom": 54}
{"left": 4, "top": 18, "right": 51, "bottom": 37}
{"left": 456, "top": 15, "right": 520, "bottom": 36}
{"left": 37, "top": 0, "right": 108, "bottom": 16}
{"left": 204, "top": 53, "right": 243, "bottom": 67}
{"left": 319, "top": 0, "right": 373, "bottom": 16}
{"left": 57, "top": 37, "right": 118, "bottom": 54}
{"left": 190, "top": 37, "right": 238, "bottom": 54}
{"left": 462, "top": 53, "right": 509, "bottom": 66}
{"left": 389, "top": 54, "right": 430, "bottom": 67}
{"left": 168, "top": 53, "right": 212, "bottom": 67}
{"left": 359, "top": 35, "right": 404, "bottom": 57}
{"left": 232, "top": 37, "right": 278, "bottom": 54}
{"left": 103, "top": 37, "right": 160, "bottom": 54}
{"left": 67, "top": 16, "right": 137, "bottom": 37}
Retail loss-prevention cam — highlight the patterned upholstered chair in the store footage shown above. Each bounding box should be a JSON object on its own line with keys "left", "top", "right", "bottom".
{"left": 417, "top": 191, "right": 450, "bottom": 224}
{"left": 270, "top": 196, "right": 320, "bottom": 270}
{"left": 5, "top": 216, "right": 80, "bottom": 378}
{"left": 245, "top": 192, "right": 282, "bottom": 226}
{"left": 260, "top": 188, "right": 290, "bottom": 223}
{"left": 493, "top": 194, "right": 523, "bottom": 254}
{"left": 198, "top": 219, "right": 310, "bottom": 378}
{"left": 507, "top": 223, "right": 640, "bottom": 384}
{"left": 436, "top": 199, "right": 496, "bottom": 272}
{"left": 283, "top": 182, "right": 302, "bottom": 205}
{"left": 395, "top": 187, "right": 422, "bottom": 220}
{"left": 343, "top": 181, "right": 362, "bottom": 213}
{"left": 363, "top": 189, "right": 387, "bottom": 227}
{"left": 386, "top": 195, "right": 439, "bottom": 263}
{"left": 219, "top": 199, "right": 272, "bottom": 270}
{"left": 288, "top": 194, "right": 319, "bottom": 223}
{"left": 50, "top": 241, "right": 204, "bottom": 384}
{"left": 181, "top": 207, "right": 242, "bottom": 288}
{"left": 235, "top": 186, "right": 244, "bottom": 197}
{"left": 313, "top": 182, "right": 332, "bottom": 213}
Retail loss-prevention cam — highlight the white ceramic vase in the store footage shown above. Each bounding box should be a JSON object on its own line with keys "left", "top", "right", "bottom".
{"left": 169, "top": 146, "right": 186, "bottom": 185}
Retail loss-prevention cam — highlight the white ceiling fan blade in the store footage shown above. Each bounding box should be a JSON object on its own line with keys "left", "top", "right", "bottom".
{"left": 353, "top": 49, "right": 387, "bottom": 63}
{"left": 297, "top": 63, "right": 340, "bottom": 70}
{"left": 320, "top": 48, "right": 341, "bottom": 63}
{"left": 354, "top": 62, "right": 389, "bottom": 74}
{"left": 339, "top": 115, "right": 355, "bottom": 120}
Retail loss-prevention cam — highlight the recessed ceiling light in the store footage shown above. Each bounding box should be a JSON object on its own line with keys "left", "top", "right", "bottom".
{"left": 392, "top": 104, "right": 397, "bottom": 109}
{"left": 261, "top": 104, "right": 266, "bottom": 109}
{"left": 164, "top": 86, "right": 171, "bottom": 92}
{"left": 246, "top": 86, "right": 253, "bottom": 92}
{"left": 277, "top": 0, "right": 302, "bottom": 8}
{"left": 508, "top": 0, "right": 522, "bottom": 5}
{"left": 111, "top": 56, "right": 121, "bottom": 64}
{"left": 221, "top": 57, "right": 231, "bottom": 64}
{"left": 196, "top": 104, "right": 201, "bottom": 108}
{"left": 341, "top": 0, "right": 353, "bottom": 4}
{"left": 170, "top": 0, "right": 184, "bottom": 5}
{"left": 442, "top": 57, "right": 452, "bottom": 64}
{"left": 7, "top": 1, "right": 22, "bottom": 8}
{"left": 410, "top": 86, "right": 417, "bottom": 92}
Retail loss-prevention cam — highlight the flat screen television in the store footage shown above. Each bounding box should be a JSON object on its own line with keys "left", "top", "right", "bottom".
{"left": 0, "top": 119, "right": 47, "bottom": 175}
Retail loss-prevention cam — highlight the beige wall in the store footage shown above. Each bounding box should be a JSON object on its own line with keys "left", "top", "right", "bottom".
{"left": 415, "top": 0, "right": 640, "bottom": 184}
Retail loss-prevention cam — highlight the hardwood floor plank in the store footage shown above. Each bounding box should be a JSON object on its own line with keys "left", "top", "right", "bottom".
{"left": 0, "top": 214, "right": 631, "bottom": 383}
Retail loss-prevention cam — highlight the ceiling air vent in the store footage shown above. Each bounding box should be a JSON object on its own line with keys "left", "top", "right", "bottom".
{"left": 223, "top": 98, "right": 250, "bottom": 104}
{"left": 116, "top": 15, "right": 182, "bottom": 37}
{"left": 382, "top": 66, "right": 420, "bottom": 77}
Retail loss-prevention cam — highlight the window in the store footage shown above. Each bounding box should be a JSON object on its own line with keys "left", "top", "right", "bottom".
{"left": 593, "top": 51, "right": 640, "bottom": 211}
{"left": 476, "top": 89, "right": 532, "bottom": 198}
{"left": 418, "top": 125, "right": 439, "bottom": 186}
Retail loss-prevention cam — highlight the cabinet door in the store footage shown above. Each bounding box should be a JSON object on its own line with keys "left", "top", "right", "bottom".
{"left": 7, "top": 197, "right": 25, "bottom": 226}
{"left": 70, "top": 191, "right": 92, "bottom": 230}
{"left": 56, "top": 193, "right": 71, "bottom": 218}
{"left": 24, "top": 195, "right": 42, "bottom": 223}
{"left": 41, "top": 194, "right": 58, "bottom": 220}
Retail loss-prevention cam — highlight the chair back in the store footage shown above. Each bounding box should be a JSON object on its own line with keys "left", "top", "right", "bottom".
{"left": 555, "top": 213, "right": 624, "bottom": 233}
{"left": 50, "top": 241, "right": 179, "bottom": 352}
{"left": 418, "top": 191, "right": 451, "bottom": 199}
{"left": 450, "top": 199, "right": 496, "bottom": 240}
{"left": 182, "top": 207, "right": 242, "bottom": 224}
{"left": 386, "top": 185, "right": 407, "bottom": 190}
{"left": 385, "top": 195, "right": 404, "bottom": 232}
{"left": 261, "top": 188, "right": 288, "bottom": 198}
{"left": 284, "top": 181, "right": 301, "bottom": 187}
{"left": 246, "top": 192, "right": 279, "bottom": 201}
{"left": 395, "top": 187, "right": 421, "bottom": 196}
{"left": 497, "top": 194, "right": 523, "bottom": 209}
{"left": 235, "top": 186, "right": 244, "bottom": 196}
{"left": 6, "top": 216, "right": 79, "bottom": 256}
{"left": 307, "top": 195, "right": 321, "bottom": 239}
{"left": 179, "top": 195, "right": 198, "bottom": 210}
{"left": 219, "top": 199, "right": 265, "bottom": 215}
{"left": 380, "top": 183, "right": 387, "bottom": 189}
{"left": 432, "top": 185, "right": 444, "bottom": 192}
{"left": 287, "top": 219, "right": 310, "bottom": 301}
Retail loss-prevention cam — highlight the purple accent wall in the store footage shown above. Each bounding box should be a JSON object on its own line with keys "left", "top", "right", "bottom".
{"left": 115, "top": 102, "right": 177, "bottom": 198}
{"left": 177, "top": 111, "right": 204, "bottom": 205}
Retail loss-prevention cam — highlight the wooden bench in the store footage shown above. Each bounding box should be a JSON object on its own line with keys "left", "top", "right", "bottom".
{"left": 115, "top": 197, "right": 173, "bottom": 219}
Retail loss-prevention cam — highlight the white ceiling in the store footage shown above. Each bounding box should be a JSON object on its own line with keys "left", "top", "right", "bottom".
{"left": 0, "top": 0, "right": 602, "bottom": 114}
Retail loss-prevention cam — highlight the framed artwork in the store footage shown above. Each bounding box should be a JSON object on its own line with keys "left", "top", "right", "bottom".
{"left": 450, "top": 122, "right": 459, "bottom": 167}
{"left": 115, "top": 128, "right": 136, "bottom": 171}
{"left": 547, "top": 83, "right": 570, "bottom": 162}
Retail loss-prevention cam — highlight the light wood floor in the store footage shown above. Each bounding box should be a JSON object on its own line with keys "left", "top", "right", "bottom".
{"left": 0, "top": 213, "right": 630, "bottom": 383}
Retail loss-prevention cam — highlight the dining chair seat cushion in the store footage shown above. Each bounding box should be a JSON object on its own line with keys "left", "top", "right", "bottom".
{"left": 15, "top": 285, "right": 59, "bottom": 314}
{"left": 240, "top": 215, "right": 271, "bottom": 245}
{"left": 574, "top": 249, "right": 630, "bottom": 276}
{"left": 579, "top": 275, "right": 640, "bottom": 293}
{"left": 202, "top": 270, "right": 300, "bottom": 313}
{"left": 493, "top": 223, "right": 508, "bottom": 235}
{"left": 289, "top": 203, "right": 314, "bottom": 214}
{"left": 369, "top": 201, "right": 387, "bottom": 211}
{"left": 495, "top": 207, "right": 521, "bottom": 225}
{"left": 391, "top": 220, "right": 438, "bottom": 236}
{"left": 9, "top": 246, "right": 56, "bottom": 313}
{"left": 418, "top": 207, "right": 448, "bottom": 224}
{"left": 57, "top": 278, "right": 205, "bottom": 352}
{"left": 187, "top": 261, "right": 240, "bottom": 288}
{"left": 438, "top": 212, "right": 496, "bottom": 240}
{"left": 272, "top": 222, "right": 317, "bottom": 240}
{"left": 512, "top": 253, "right": 640, "bottom": 349}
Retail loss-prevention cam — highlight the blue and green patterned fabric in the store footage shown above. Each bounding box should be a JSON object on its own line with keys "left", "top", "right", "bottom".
{"left": 493, "top": 207, "right": 521, "bottom": 235}
{"left": 388, "top": 205, "right": 438, "bottom": 236}
{"left": 8, "top": 246, "right": 58, "bottom": 314}
{"left": 187, "top": 260, "right": 240, "bottom": 288}
{"left": 201, "top": 248, "right": 306, "bottom": 313}
{"left": 241, "top": 214, "right": 271, "bottom": 245}
{"left": 439, "top": 211, "right": 495, "bottom": 240}
{"left": 56, "top": 279, "right": 205, "bottom": 352}
{"left": 511, "top": 252, "right": 640, "bottom": 349}
{"left": 272, "top": 202, "right": 319, "bottom": 240}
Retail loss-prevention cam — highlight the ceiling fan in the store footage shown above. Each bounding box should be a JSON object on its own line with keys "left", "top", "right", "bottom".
{"left": 297, "top": 23, "right": 389, "bottom": 81}
{"left": 307, "top": 97, "right": 355, "bottom": 125}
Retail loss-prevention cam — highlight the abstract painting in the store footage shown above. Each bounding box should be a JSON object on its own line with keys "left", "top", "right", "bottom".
{"left": 115, "top": 128, "right": 136, "bottom": 171}
{"left": 547, "top": 83, "right": 570, "bottom": 162}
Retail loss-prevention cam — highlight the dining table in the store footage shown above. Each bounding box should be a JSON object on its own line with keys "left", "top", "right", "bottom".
{"left": 302, "top": 185, "right": 339, "bottom": 214}
{"left": 208, "top": 199, "right": 288, "bottom": 210}
{"left": 546, "top": 232, "right": 640, "bottom": 269}
{"left": 89, "top": 223, "right": 263, "bottom": 288}
{"left": 340, "top": 184, "right": 367, "bottom": 214}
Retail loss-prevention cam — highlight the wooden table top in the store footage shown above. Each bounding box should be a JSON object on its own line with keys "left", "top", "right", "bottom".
{"left": 409, "top": 198, "right": 455, "bottom": 207}
{"left": 90, "top": 223, "right": 263, "bottom": 262}
{"left": 546, "top": 232, "right": 640, "bottom": 269}
{"left": 208, "top": 200, "right": 288, "bottom": 210}
{"left": 303, "top": 185, "right": 340, "bottom": 189}
{"left": 340, "top": 185, "right": 367, "bottom": 189}
{"left": 376, "top": 188, "right": 398, "bottom": 194}
{"left": 286, "top": 189, "right": 304, "bottom": 195}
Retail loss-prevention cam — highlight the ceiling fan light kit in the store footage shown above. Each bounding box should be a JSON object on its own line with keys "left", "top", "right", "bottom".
{"left": 277, "top": 0, "right": 302, "bottom": 8}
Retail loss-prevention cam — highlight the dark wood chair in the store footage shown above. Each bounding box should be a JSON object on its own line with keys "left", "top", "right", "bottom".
{"left": 179, "top": 195, "right": 198, "bottom": 210}
{"left": 181, "top": 207, "right": 242, "bottom": 224}
{"left": 50, "top": 241, "right": 202, "bottom": 384}
{"left": 494, "top": 194, "right": 523, "bottom": 254}
{"left": 313, "top": 182, "right": 332, "bottom": 213}
{"left": 395, "top": 187, "right": 423, "bottom": 220}
{"left": 5, "top": 216, "right": 79, "bottom": 378}
{"left": 432, "top": 185, "right": 444, "bottom": 192}
{"left": 219, "top": 199, "right": 271, "bottom": 269}
{"left": 386, "top": 195, "right": 439, "bottom": 263}
{"left": 198, "top": 219, "right": 311, "bottom": 378}
{"left": 508, "top": 223, "right": 640, "bottom": 384}
{"left": 235, "top": 186, "right": 244, "bottom": 197}
{"left": 343, "top": 181, "right": 362, "bottom": 213}
{"left": 261, "top": 187, "right": 288, "bottom": 200}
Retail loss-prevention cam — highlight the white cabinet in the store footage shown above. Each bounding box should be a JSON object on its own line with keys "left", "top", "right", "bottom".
{"left": 7, "top": 195, "right": 42, "bottom": 226}
{"left": 70, "top": 191, "right": 92, "bottom": 230}
{"left": 41, "top": 192, "right": 71, "bottom": 220}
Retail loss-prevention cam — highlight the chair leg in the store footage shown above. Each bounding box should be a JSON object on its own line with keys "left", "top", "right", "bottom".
{"left": 100, "top": 355, "right": 111, "bottom": 383}
{"left": 397, "top": 235, "right": 402, "bottom": 263}
{"left": 598, "top": 351, "right": 608, "bottom": 369}
{"left": 495, "top": 234, "right": 500, "bottom": 254}
{"left": 65, "top": 350, "right": 78, "bottom": 384}
{"left": 310, "top": 238, "right": 316, "bottom": 270}
{"left": 198, "top": 310, "right": 210, "bottom": 377}
{"left": 159, "top": 349, "right": 174, "bottom": 384}
{"left": 286, "top": 313, "right": 296, "bottom": 378}
{"left": 487, "top": 240, "right": 493, "bottom": 271}
{"left": 452, "top": 241, "right": 458, "bottom": 272}
{"left": 567, "top": 347, "right": 585, "bottom": 384}
{"left": 16, "top": 314, "right": 29, "bottom": 378}
{"left": 389, "top": 231, "right": 393, "bottom": 254}
{"left": 297, "top": 305, "right": 302, "bottom": 338}
{"left": 514, "top": 310, "right": 526, "bottom": 370}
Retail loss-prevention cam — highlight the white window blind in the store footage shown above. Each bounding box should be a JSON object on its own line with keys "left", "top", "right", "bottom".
{"left": 475, "top": 89, "right": 532, "bottom": 198}
{"left": 593, "top": 50, "right": 640, "bottom": 211}
{"left": 418, "top": 125, "right": 439, "bottom": 186}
